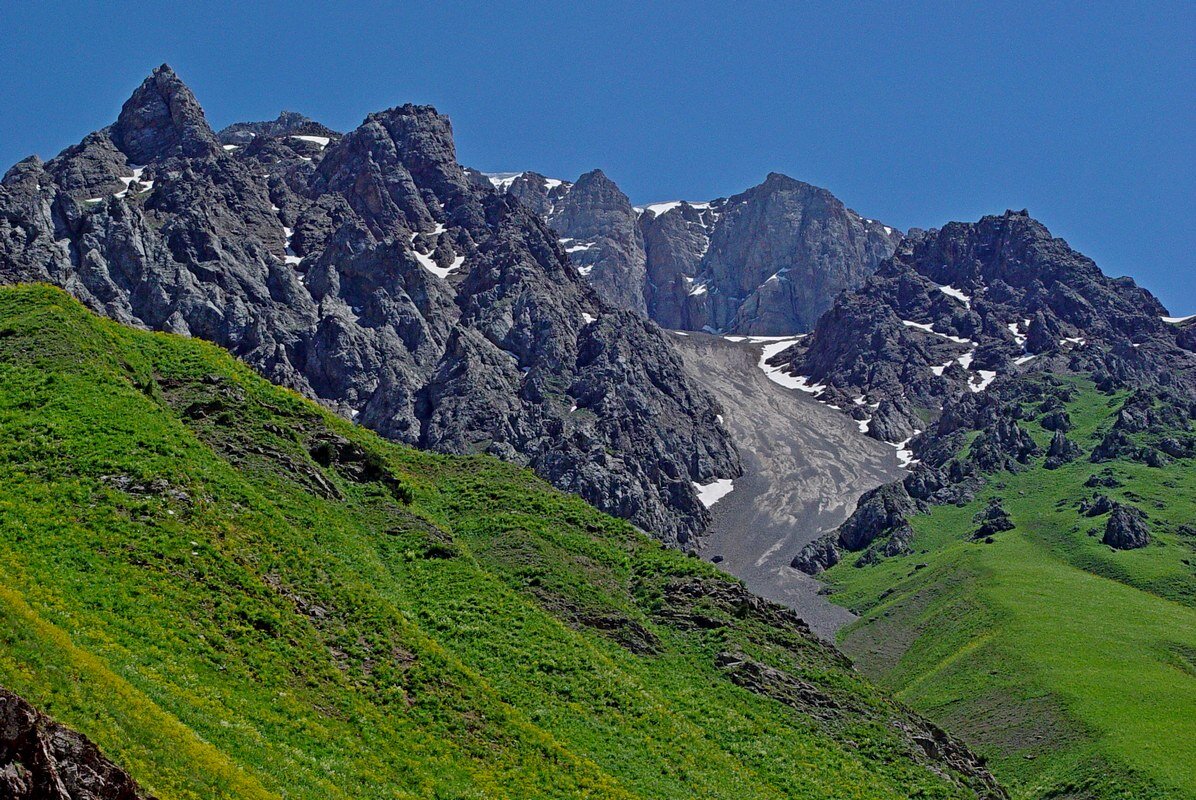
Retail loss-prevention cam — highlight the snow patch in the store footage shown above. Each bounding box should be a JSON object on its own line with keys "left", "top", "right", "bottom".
{"left": 757, "top": 337, "right": 823, "bottom": 394}
{"left": 891, "top": 430, "right": 922, "bottom": 468}
{"left": 484, "top": 172, "right": 524, "bottom": 190}
{"left": 971, "top": 370, "right": 997, "bottom": 393}
{"left": 693, "top": 478, "right": 735, "bottom": 508}
{"left": 937, "top": 284, "right": 972, "bottom": 308}
{"left": 409, "top": 229, "right": 464, "bottom": 280}
{"left": 582, "top": 312, "right": 596, "bottom": 324}
{"left": 1007, "top": 321, "right": 1027, "bottom": 347}
{"left": 643, "top": 201, "right": 685, "bottom": 216}
{"left": 900, "top": 319, "right": 970, "bottom": 344}
{"left": 290, "top": 135, "right": 330, "bottom": 148}
{"left": 113, "top": 168, "right": 153, "bottom": 198}
{"left": 1162, "top": 314, "right": 1194, "bottom": 324}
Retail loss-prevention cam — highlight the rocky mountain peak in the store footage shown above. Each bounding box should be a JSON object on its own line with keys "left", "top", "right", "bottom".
{"left": 482, "top": 171, "right": 571, "bottom": 217}
{"left": 217, "top": 110, "right": 340, "bottom": 146}
{"left": 694, "top": 173, "right": 902, "bottom": 334}
{"left": 757, "top": 171, "right": 831, "bottom": 197}
{"left": 0, "top": 75, "right": 740, "bottom": 549}
{"left": 310, "top": 103, "right": 471, "bottom": 238}
{"left": 109, "top": 64, "right": 219, "bottom": 163}
{"left": 491, "top": 166, "right": 902, "bottom": 334}
{"left": 549, "top": 167, "right": 648, "bottom": 313}
{"left": 366, "top": 104, "right": 465, "bottom": 193}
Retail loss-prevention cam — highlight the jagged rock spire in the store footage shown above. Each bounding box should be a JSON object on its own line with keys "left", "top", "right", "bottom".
{"left": 109, "top": 64, "right": 219, "bottom": 163}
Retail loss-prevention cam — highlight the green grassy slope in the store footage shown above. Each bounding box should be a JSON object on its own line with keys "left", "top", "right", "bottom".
{"left": 824, "top": 378, "right": 1196, "bottom": 799}
{"left": 0, "top": 285, "right": 996, "bottom": 799}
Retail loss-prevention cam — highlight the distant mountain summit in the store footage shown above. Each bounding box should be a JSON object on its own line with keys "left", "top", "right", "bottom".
{"left": 217, "top": 110, "right": 340, "bottom": 146}
{"left": 487, "top": 168, "right": 901, "bottom": 333}
{"left": 0, "top": 65, "right": 739, "bottom": 547}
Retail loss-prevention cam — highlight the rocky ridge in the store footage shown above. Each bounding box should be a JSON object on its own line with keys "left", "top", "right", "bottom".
{"left": 0, "top": 65, "right": 739, "bottom": 547}
{"left": 770, "top": 211, "right": 1195, "bottom": 451}
{"left": 487, "top": 169, "right": 902, "bottom": 334}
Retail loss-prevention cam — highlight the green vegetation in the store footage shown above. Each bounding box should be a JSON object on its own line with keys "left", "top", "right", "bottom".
{"left": 0, "top": 285, "right": 991, "bottom": 798}
{"left": 825, "top": 377, "right": 1196, "bottom": 799}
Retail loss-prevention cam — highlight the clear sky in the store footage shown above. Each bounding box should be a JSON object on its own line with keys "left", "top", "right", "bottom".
{"left": 2, "top": 1, "right": 1192, "bottom": 311}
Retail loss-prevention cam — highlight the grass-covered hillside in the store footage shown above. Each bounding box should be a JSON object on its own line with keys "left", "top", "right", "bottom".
{"left": 0, "top": 284, "right": 1002, "bottom": 799}
{"left": 823, "top": 377, "right": 1196, "bottom": 799}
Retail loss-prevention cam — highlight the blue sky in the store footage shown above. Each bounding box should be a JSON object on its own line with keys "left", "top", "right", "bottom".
{"left": 2, "top": 1, "right": 1192, "bottom": 311}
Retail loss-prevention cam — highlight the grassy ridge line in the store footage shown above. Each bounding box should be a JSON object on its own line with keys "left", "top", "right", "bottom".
{"left": 0, "top": 285, "right": 982, "bottom": 798}
{"left": 825, "top": 377, "right": 1196, "bottom": 799}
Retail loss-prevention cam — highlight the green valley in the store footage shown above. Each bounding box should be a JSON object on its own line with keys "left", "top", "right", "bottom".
{"left": 823, "top": 378, "right": 1196, "bottom": 799}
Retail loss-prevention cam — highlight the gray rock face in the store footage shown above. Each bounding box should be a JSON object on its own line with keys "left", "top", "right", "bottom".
{"left": 109, "top": 64, "right": 219, "bottom": 164}
{"left": 0, "top": 66, "right": 740, "bottom": 547}
{"left": 641, "top": 201, "right": 723, "bottom": 329}
{"left": 489, "top": 170, "right": 900, "bottom": 334}
{"left": 696, "top": 174, "right": 901, "bottom": 334}
{"left": 0, "top": 687, "right": 154, "bottom": 799}
{"left": 547, "top": 169, "right": 648, "bottom": 313}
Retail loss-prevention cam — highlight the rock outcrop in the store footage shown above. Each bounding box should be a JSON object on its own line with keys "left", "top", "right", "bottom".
{"left": 791, "top": 482, "right": 920, "bottom": 574}
{"left": 973, "top": 499, "right": 1014, "bottom": 538}
{"left": 1103, "top": 504, "right": 1151, "bottom": 550}
{"left": 0, "top": 688, "right": 153, "bottom": 800}
{"left": 1044, "top": 429, "right": 1082, "bottom": 469}
{"left": 0, "top": 66, "right": 740, "bottom": 547}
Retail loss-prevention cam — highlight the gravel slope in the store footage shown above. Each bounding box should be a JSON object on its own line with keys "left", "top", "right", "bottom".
{"left": 674, "top": 332, "right": 903, "bottom": 638}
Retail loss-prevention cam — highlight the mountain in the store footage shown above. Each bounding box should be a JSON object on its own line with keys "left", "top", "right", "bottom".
{"left": 0, "top": 284, "right": 1005, "bottom": 799}
{"left": 768, "top": 210, "right": 1194, "bottom": 449}
{"left": 486, "top": 169, "right": 902, "bottom": 334}
{"left": 0, "top": 64, "right": 739, "bottom": 548}
{"left": 771, "top": 211, "right": 1196, "bottom": 798}
{"left": 217, "top": 110, "right": 341, "bottom": 147}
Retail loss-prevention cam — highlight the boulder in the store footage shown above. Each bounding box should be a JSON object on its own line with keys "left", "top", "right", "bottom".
{"left": 1103, "top": 504, "right": 1151, "bottom": 550}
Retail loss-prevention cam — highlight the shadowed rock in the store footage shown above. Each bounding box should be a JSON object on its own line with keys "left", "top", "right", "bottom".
{"left": 0, "top": 687, "right": 154, "bottom": 799}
